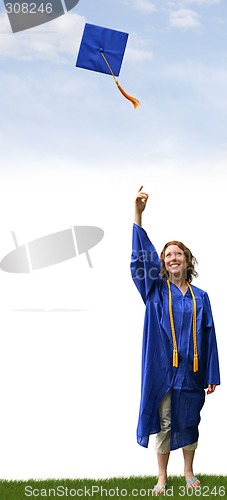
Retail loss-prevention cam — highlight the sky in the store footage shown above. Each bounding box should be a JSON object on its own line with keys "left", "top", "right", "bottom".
{"left": 0, "top": 0, "right": 226, "bottom": 480}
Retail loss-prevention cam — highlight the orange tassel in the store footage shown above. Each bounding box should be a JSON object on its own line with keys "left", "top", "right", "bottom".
{"left": 193, "top": 354, "right": 199, "bottom": 372}
{"left": 100, "top": 51, "right": 140, "bottom": 109}
{"left": 116, "top": 81, "right": 140, "bottom": 109}
{"left": 173, "top": 349, "right": 178, "bottom": 368}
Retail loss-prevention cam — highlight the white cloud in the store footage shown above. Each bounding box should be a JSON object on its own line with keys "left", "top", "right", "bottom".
{"left": 181, "top": 0, "right": 220, "bottom": 4}
{"left": 169, "top": 8, "right": 201, "bottom": 28}
{"left": 0, "top": 12, "right": 85, "bottom": 62}
{"left": 126, "top": 33, "right": 153, "bottom": 63}
{"left": 126, "top": 47, "right": 153, "bottom": 62}
{"left": 125, "top": 0, "right": 156, "bottom": 13}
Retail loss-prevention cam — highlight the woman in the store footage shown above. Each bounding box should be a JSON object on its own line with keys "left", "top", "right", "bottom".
{"left": 131, "top": 186, "right": 220, "bottom": 494}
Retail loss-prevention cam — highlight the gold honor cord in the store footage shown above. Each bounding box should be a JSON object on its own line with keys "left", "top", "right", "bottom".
{"left": 167, "top": 279, "right": 179, "bottom": 368}
{"left": 167, "top": 280, "right": 198, "bottom": 373}
{"left": 187, "top": 282, "right": 199, "bottom": 372}
{"left": 100, "top": 51, "right": 140, "bottom": 109}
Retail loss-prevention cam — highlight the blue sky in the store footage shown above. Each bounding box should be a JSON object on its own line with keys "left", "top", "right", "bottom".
{"left": 0, "top": 0, "right": 227, "bottom": 172}
{"left": 0, "top": 0, "right": 226, "bottom": 480}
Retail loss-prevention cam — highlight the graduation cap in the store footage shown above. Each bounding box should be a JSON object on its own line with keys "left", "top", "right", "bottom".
{"left": 76, "top": 23, "right": 140, "bottom": 109}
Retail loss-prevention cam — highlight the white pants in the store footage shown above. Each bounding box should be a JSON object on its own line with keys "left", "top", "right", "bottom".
{"left": 155, "top": 391, "right": 198, "bottom": 454}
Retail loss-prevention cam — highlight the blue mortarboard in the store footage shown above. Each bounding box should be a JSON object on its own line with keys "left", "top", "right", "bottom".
{"left": 76, "top": 23, "right": 140, "bottom": 109}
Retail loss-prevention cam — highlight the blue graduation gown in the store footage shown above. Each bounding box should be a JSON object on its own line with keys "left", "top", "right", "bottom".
{"left": 131, "top": 224, "right": 220, "bottom": 449}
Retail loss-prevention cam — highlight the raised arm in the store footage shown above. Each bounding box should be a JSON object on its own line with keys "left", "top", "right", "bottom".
{"left": 134, "top": 185, "right": 149, "bottom": 227}
{"left": 131, "top": 187, "right": 161, "bottom": 303}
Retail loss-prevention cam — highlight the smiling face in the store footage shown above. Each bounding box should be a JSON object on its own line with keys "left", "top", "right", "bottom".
{"left": 160, "top": 240, "right": 198, "bottom": 284}
{"left": 164, "top": 244, "right": 188, "bottom": 280}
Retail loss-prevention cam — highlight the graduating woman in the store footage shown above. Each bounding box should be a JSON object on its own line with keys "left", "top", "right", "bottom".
{"left": 131, "top": 186, "right": 220, "bottom": 494}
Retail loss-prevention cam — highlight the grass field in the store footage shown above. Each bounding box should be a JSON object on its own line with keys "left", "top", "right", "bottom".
{"left": 0, "top": 476, "right": 226, "bottom": 500}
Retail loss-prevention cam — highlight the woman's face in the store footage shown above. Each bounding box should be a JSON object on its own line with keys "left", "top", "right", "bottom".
{"left": 164, "top": 244, "right": 187, "bottom": 279}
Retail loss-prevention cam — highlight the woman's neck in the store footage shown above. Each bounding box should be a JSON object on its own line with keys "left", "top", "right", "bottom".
{"left": 169, "top": 276, "right": 187, "bottom": 288}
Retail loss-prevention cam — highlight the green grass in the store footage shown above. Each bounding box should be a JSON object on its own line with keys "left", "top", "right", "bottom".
{"left": 0, "top": 476, "right": 226, "bottom": 499}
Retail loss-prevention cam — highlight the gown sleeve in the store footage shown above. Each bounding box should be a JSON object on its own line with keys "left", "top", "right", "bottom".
{"left": 130, "top": 223, "right": 161, "bottom": 303}
{"left": 203, "top": 292, "right": 220, "bottom": 388}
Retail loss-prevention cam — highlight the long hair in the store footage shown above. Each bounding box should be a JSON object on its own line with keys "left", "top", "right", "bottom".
{"left": 160, "top": 240, "right": 198, "bottom": 283}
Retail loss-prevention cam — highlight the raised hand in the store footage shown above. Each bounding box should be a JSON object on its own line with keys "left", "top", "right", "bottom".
{"left": 135, "top": 185, "right": 149, "bottom": 214}
{"left": 134, "top": 186, "right": 149, "bottom": 227}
